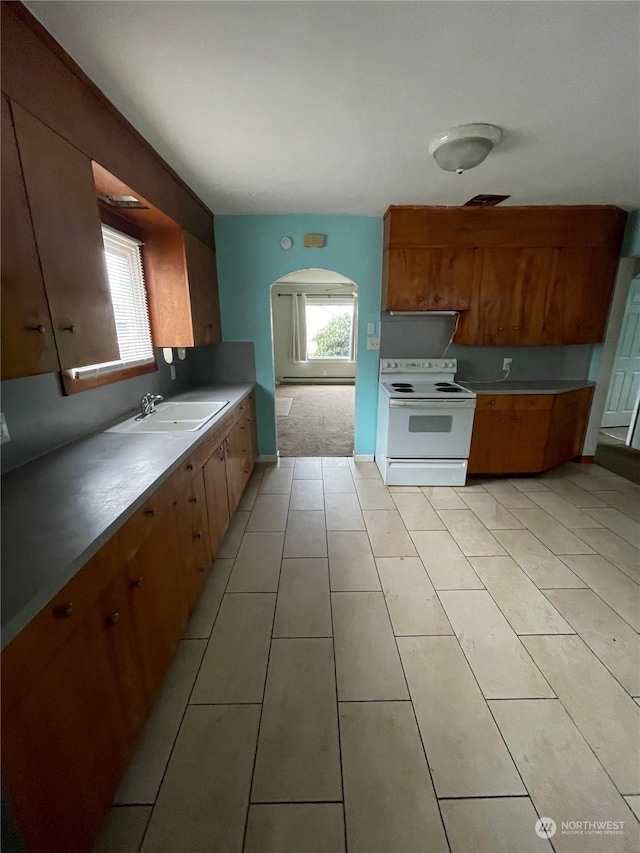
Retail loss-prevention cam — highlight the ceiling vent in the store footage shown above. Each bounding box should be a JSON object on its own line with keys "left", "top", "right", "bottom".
{"left": 464, "top": 194, "right": 510, "bottom": 207}
{"left": 98, "top": 193, "right": 148, "bottom": 209}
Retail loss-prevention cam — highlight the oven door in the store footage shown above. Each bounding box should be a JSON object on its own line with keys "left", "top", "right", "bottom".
{"left": 386, "top": 398, "right": 476, "bottom": 459}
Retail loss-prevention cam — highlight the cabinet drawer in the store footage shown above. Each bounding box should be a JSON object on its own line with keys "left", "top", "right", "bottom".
{"left": 475, "top": 393, "right": 555, "bottom": 412}
{"left": 512, "top": 395, "right": 555, "bottom": 412}
{"left": 117, "top": 477, "right": 175, "bottom": 561}
{"left": 474, "top": 395, "right": 514, "bottom": 412}
{"left": 197, "top": 412, "right": 235, "bottom": 466}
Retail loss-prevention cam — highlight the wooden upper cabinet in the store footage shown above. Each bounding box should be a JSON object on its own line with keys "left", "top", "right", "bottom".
{"left": 458, "top": 248, "right": 556, "bottom": 346}
{"left": 1, "top": 96, "right": 58, "bottom": 380}
{"left": 383, "top": 205, "right": 627, "bottom": 346}
{"left": 543, "top": 247, "right": 619, "bottom": 344}
{"left": 382, "top": 247, "right": 476, "bottom": 311}
{"left": 145, "top": 228, "right": 221, "bottom": 348}
{"left": 11, "top": 102, "right": 119, "bottom": 370}
{"left": 183, "top": 231, "right": 222, "bottom": 346}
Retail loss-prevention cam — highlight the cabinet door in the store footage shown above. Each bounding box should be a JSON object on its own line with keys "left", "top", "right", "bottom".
{"left": 225, "top": 423, "right": 248, "bottom": 514}
{"left": 11, "top": 102, "right": 119, "bottom": 370}
{"left": 544, "top": 388, "right": 594, "bottom": 469}
{"left": 203, "top": 444, "right": 231, "bottom": 558}
{"left": 544, "top": 248, "right": 618, "bottom": 344}
{"left": 469, "top": 397, "right": 553, "bottom": 474}
{"left": 459, "top": 248, "right": 555, "bottom": 345}
{"left": 1, "top": 565, "right": 136, "bottom": 853}
{"left": 1, "top": 96, "right": 58, "bottom": 380}
{"left": 382, "top": 248, "right": 476, "bottom": 311}
{"left": 116, "top": 483, "right": 189, "bottom": 706}
{"left": 184, "top": 231, "right": 222, "bottom": 346}
{"left": 177, "top": 471, "right": 213, "bottom": 610}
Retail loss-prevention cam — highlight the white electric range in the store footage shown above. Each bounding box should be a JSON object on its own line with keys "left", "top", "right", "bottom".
{"left": 375, "top": 358, "right": 477, "bottom": 486}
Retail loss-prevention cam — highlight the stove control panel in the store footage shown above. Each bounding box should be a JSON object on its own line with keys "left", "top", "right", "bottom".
{"left": 380, "top": 359, "right": 457, "bottom": 373}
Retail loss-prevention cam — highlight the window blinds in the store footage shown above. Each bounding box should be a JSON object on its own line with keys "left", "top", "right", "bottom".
{"left": 73, "top": 227, "right": 154, "bottom": 378}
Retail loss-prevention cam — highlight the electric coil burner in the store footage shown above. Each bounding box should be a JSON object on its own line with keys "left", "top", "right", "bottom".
{"left": 375, "top": 359, "right": 477, "bottom": 486}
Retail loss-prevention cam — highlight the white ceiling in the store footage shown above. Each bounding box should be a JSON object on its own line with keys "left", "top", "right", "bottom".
{"left": 26, "top": 1, "right": 640, "bottom": 216}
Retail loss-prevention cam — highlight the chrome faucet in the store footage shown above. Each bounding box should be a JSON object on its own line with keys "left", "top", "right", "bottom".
{"left": 136, "top": 392, "right": 163, "bottom": 420}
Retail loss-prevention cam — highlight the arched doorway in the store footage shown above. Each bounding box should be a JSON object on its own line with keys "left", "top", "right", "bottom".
{"left": 270, "top": 269, "right": 358, "bottom": 457}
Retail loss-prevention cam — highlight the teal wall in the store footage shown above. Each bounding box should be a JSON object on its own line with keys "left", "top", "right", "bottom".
{"left": 214, "top": 215, "right": 383, "bottom": 456}
{"left": 622, "top": 209, "right": 640, "bottom": 257}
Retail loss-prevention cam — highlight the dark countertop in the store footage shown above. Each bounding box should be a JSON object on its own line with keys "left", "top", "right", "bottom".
{"left": 459, "top": 379, "right": 596, "bottom": 395}
{"left": 1, "top": 383, "right": 254, "bottom": 649}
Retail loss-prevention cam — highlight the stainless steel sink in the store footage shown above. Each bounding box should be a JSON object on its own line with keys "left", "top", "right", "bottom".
{"left": 105, "top": 401, "right": 229, "bottom": 434}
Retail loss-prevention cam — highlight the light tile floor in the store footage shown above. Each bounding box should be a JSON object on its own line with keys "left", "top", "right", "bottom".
{"left": 95, "top": 459, "right": 640, "bottom": 853}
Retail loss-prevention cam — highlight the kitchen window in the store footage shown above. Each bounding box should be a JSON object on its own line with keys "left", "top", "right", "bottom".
{"left": 62, "top": 225, "right": 156, "bottom": 393}
{"left": 304, "top": 294, "right": 356, "bottom": 360}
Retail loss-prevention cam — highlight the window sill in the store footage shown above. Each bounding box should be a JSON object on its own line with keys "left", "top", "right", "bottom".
{"left": 61, "top": 359, "right": 158, "bottom": 396}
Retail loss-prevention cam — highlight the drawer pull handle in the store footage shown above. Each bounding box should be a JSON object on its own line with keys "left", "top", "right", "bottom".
{"left": 197, "top": 566, "right": 207, "bottom": 573}
{"left": 144, "top": 507, "right": 156, "bottom": 516}
{"left": 63, "top": 324, "right": 76, "bottom": 333}
{"left": 186, "top": 463, "right": 194, "bottom": 471}
{"left": 189, "top": 497, "right": 197, "bottom": 503}
{"left": 132, "top": 577, "right": 143, "bottom": 588}
{"left": 54, "top": 603, "right": 73, "bottom": 619}
{"left": 28, "top": 324, "right": 45, "bottom": 333}
{"left": 193, "top": 531, "right": 202, "bottom": 540}
{"left": 106, "top": 612, "right": 120, "bottom": 627}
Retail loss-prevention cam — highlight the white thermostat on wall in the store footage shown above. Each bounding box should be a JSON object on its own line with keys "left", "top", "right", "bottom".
{"left": 280, "top": 236, "right": 293, "bottom": 250}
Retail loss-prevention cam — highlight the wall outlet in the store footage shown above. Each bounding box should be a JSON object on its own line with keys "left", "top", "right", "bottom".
{"left": 367, "top": 337, "right": 380, "bottom": 351}
{"left": 1, "top": 412, "right": 10, "bottom": 444}
{"left": 503, "top": 357, "right": 512, "bottom": 371}
{"left": 367, "top": 322, "right": 376, "bottom": 335}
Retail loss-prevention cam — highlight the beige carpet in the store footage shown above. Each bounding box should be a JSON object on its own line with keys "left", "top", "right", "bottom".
{"left": 276, "top": 384, "right": 355, "bottom": 457}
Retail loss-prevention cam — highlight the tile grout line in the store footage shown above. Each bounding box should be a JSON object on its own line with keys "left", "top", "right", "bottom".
{"left": 240, "top": 466, "right": 294, "bottom": 848}
{"left": 135, "top": 540, "right": 239, "bottom": 851}
{"left": 324, "top": 484, "right": 348, "bottom": 853}
{"left": 536, "top": 587, "right": 640, "bottom": 704}
{"left": 366, "top": 515, "right": 453, "bottom": 853}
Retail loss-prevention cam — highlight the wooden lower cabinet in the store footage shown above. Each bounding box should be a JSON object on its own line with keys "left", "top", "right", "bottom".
{"left": 1, "top": 393, "right": 257, "bottom": 853}
{"left": 543, "top": 388, "right": 595, "bottom": 469}
{"left": 1, "top": 545, "right": 143, "bottom": 853}
{"left": 175, "top": 468, "right": 213, "bottom": 610}
{"left": 468, "top": 389, "right": 593, "bottom": 475}
{"left": 203, "top": 443, "right": 231, "bottom": 558}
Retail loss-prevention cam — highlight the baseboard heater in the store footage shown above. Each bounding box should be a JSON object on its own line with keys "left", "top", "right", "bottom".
{"left": 277, "top": 377, "right": 355, "bottom": 385}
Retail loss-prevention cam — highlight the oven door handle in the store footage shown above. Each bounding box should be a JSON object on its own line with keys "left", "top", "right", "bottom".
{"left": 389, "top": 399, "right": 476, "bottom": 409}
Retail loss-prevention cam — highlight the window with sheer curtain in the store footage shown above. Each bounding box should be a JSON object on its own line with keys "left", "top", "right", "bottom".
{"left": 305, "top": 294, "right": 356, "bottom": 360}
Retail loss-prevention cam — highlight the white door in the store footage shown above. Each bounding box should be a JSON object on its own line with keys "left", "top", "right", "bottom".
{"left": 602, "top": 277, "right": 640, "bottom": 427}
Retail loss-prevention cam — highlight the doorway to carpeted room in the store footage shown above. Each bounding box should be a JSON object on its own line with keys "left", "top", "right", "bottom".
{"left": 275, "top": 384, "right": 355, "bottom": 457}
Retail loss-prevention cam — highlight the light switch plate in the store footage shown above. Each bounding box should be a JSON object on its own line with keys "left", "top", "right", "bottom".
{"left": 1, "top": 413, "right": 10, "bottom": 443}
{"left": 367, "top": 322, "right": 376, "bottom": 335}
{"left": 367, "top": 337, "right": 380, "bottom": 350}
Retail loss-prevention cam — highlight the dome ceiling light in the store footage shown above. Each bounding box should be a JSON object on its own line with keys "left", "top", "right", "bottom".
{"left": 428, "top": 123, "right": 503, "bottom": 175}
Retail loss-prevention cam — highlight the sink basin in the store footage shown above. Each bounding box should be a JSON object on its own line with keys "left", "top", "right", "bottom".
{"left": 106, "top": 401, "right": 229, "bottom": 434}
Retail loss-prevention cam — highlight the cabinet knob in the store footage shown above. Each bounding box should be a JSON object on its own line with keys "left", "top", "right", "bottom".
{"left": 28, "top": 324, "right": 45, "bottom": 334}
{"left": 189, "top": 496, "right": 197, "bottom": 503}
{"left": 197, "top": 566, "right": 207, "bottom": 573}
{"left": 498, "top": 326, "right": 504, "bottom": 331}
{"left": 54, "top": 603, "right": 73, "bottom": 619}
{"left": 489, "top": 399, "right": 496, "bottom": 406}
{"left": 193, "top": 531, "right": 202, "bottom": 540}
{"left": 132, "top": 577, "right": 143, "bottom": 589}
{"left": 62, "top": 324, "right": 76, "bottom": 333}
{"left": 513, "top": 326, "right": 519, "bottom": 330}
{"left": 106, "top": 612, "right": 120, "bottom": 627}
{"left": 186, "top": 463, "right": 194, "bottom": 471}
{"left": 144, "top": 507, "right": 157, "bottom": 516}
